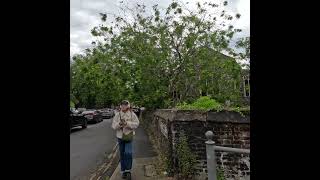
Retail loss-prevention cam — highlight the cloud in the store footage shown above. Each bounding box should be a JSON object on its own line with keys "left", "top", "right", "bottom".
{"left": 70, "top": 0, "right": 250, "bottom": 57}
{"left": 70, "top": 0, "right": 120, "bottom": 56}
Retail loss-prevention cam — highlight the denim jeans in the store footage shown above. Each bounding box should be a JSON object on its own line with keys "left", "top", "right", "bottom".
{"left": 118, "top": 138, "right": 133, "bottom": 172}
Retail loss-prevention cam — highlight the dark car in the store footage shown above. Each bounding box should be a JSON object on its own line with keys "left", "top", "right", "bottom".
{"left": 70, "top": 109, "right": 87, "bottom": 131}
{"left": 99, "top": 108, "right": 115, "bottom": 119}
{"left": 82, "top": 109, "right": 103, "bottom": 123}
{"left": 132, "top": 107, "right": 141, "bottom": 116}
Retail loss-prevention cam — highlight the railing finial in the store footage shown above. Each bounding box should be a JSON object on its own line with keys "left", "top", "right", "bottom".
{"left": 205, "top": 131, "right": 213, "bottom": 141}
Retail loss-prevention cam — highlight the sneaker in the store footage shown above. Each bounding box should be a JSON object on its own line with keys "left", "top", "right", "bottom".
{"left": 126, "top": 172, "right": 131, "bottom": 179}
{"left": 121, "top": 172, "right": 127, "bottom": 179}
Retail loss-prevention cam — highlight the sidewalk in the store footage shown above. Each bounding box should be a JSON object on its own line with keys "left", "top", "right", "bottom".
{"left": 110, "top": 157, "right": 169, "bottom": 180}
{"left": 109, "top": 126, "right": 169, "bottom": 180}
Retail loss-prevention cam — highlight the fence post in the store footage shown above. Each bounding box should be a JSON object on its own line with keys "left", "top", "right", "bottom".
{"left": 205, "top": 131, "right": 217, "bottom": 180}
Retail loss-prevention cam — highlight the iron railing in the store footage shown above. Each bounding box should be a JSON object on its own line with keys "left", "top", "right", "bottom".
{"left": 205, "top": 131, "right": 250, "bottom": 180}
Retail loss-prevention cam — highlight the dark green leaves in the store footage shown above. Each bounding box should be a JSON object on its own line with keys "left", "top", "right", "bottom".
{"left": 221, "top": 10, "right": 225, "bottom": 17}
{"left": 177, "top": 8, "right": 182, "bottom": 14}
{"left": 100, "top": 26, "right": 108, "bottom": 32}
{"left": 91, "top": 27, "right": 99, "bottom": 36}
{"left": 209, "top": 3, "right": 218, "bottom": 8}
{"left": 223, "top": 1, "right": 228, "bottom": 6}
{"left": 171, "top": 2, "right": 178, "bottom": 9}
{"left": 197, "top": 2, "right": 201, "bottom": 8}
{"left": 155, "top": 10, "right": 160, "bottom": 16}
{"left": 99, "top": 13, "right": 107, "bottom": 22}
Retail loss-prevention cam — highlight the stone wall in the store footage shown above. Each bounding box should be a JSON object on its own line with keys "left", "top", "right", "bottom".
{"left": 140, "top": 110, "right": 173, "bottom": 171}
{"left": 141, "top": 109, "right": 250, "bottom": 179}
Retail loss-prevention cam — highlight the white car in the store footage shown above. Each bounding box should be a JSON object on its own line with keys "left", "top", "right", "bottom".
{"left": 82, "top": 109, "right": 103, "bottom": 123}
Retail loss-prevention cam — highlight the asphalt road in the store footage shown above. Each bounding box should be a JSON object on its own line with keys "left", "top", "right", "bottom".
{"left": 70, "top": 119, "right": 117, "bottom": 180}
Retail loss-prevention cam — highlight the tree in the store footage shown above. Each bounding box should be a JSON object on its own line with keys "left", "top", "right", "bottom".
{"left": 71, "top": 0, "right": 250, "bottom": 108}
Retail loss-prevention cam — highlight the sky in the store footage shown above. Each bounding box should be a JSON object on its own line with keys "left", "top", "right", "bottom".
{"left": 70, "top": 0, "right": 250, "bottom": 57}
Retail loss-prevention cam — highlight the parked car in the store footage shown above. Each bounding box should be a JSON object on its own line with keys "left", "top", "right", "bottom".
{"left": 131, "top": 107, "right": 141, "bottom": 116}
{"left": 82, "top": 109, "right": 103, "bottom": 123}
{"left": 70, "top": 109, "right": 87, "bottom": 131}
{"left": 99, "top": 108, "right": 115, "bottom": 119}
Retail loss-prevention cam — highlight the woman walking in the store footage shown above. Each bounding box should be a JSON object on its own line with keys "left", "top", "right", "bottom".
{"left": 112, "top": 100, "right": 139, "bottom": 179}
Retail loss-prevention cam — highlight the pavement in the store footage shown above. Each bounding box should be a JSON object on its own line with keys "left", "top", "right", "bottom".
{"left": 131, "top": 125, "right": 157, "bottom": 158}
{"left": 70, "top": 119, "right": 117, "bottom": 180}
{"left": 109, "top": 125, "right": 170, "bottom": 180}
{"left": 110, "top": 157, "right": 169, "bottom": 180}
{"left": 70, "top": 118, "right": 248, "bottom": 180}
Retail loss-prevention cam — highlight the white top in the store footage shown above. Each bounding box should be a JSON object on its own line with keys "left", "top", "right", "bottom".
{"left": 111, "top": 110, "right": 140, "bottom": 139}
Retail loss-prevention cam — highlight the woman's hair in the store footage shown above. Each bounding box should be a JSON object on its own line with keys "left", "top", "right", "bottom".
{"left": 120, "top": 100, "right": 131, "bottom": 109}
{"left": 120, "top": 100, "right": 130, "bottom": 106}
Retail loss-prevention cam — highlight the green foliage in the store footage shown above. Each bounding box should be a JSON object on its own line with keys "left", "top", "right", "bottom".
{"left": 223, "top": 1, "right": 228, "bottom": 6}
{"left": 236, "top": 37, "right": 250, "bottom": 62}
{"left": 228, "top": 106, "right": 250, "bottom": 117}
{"left": 176, "top": 131, "right": 197, "bottom": 179}
{"left": 233, "top": 107, "right": 244, "bottom": 117}
{"left": 176, "top": 96, "right": 221, "bottom": 111}
{"left": 217, "top": 168, "right": 226, "bottom": 180}
{"left": 158, "top": 150, "right": 174, "bottom": 176}
{"left": 71, "top": 1, "right": 249, "bottom": 109}
{"left": 70, "top": 101, "right": 75, "bottom": 108}
{"left": 99, "top": 13, "right": 107, "bottom": 22}
{"left": 176, "top": 96, "right": 250, "bottom": 115}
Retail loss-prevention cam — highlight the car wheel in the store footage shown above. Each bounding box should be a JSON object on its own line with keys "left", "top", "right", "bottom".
{"left": 82, "top": 119, "right": 87, "bottom": 129}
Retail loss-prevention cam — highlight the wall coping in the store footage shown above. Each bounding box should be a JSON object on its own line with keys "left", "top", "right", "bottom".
{"left": 154, "top": 109, "right": 250, "bottom": 123}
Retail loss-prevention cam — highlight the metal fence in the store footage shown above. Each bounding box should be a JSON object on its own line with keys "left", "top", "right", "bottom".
{"left": 205, "top": 131, "right": 250, "bottom": 180}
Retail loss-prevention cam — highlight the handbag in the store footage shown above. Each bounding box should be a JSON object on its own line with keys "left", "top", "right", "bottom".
{"left": 122, "top": 131, "right": 134, "bottom": 142}
{"left": 120, "top": 111, "right": 134, "bottom": 142}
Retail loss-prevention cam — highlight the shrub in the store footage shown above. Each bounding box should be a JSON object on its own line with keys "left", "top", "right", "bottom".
{"left": 176, "top": 131, "right": 197, "bottom": 179}
{"left": 176, "top": 96, "right": 221, "bottom": 111}
{"left": 217, "top": 168, "right": 226, "bottom": 180}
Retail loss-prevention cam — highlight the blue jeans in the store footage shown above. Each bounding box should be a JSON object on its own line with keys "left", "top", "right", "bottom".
{"left": 118, "top": 138, "right": 133, "bottom": 172}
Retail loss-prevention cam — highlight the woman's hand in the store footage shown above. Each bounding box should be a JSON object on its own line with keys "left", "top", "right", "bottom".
{"left": 119, "top": 121, "right": 127, "bottom": 127}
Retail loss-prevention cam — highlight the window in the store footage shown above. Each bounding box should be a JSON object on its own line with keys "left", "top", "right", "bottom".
{"left": 243, "top": 76, "right": 250, "bottom": 97}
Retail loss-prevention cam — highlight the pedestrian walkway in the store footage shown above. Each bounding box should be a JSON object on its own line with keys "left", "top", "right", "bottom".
{"left": 109, "top": 126, "right": 168, "bottom": 180}
{"left": 132, "top": 125, "right": 157, "bottom": 158}
{"left": 110, "top": 157, "right": 169, "bottom": 180}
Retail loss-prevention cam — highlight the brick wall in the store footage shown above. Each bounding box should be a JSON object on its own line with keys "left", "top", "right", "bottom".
{"left": 141, "top": 109, "right": 250, "bottom": 179}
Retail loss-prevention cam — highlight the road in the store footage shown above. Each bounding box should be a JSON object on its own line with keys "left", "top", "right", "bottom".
{"left": 70, "top": 119, "right": 117, "bottom": 180}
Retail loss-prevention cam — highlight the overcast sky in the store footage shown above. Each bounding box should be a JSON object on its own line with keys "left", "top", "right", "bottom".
{"left": 70, "top": 0, "right": 249, "bottom": 57}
